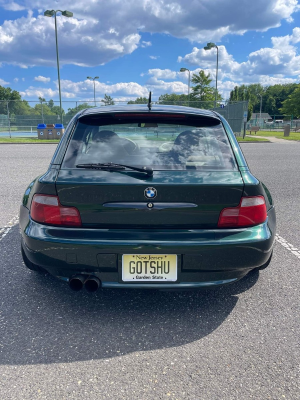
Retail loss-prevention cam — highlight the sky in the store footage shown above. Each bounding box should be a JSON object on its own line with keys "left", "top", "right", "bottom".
{"left": 0, "top": 0, "right": 300, "bottom": 106}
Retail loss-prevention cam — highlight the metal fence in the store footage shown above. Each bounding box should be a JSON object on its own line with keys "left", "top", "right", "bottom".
{"left": 213, "top": 101, "right": 248, "bottom": 135}
{"left": 0, "top": 99, "right": 248, "bottom": 137}
{"left": 246, "top": 121, "right": 300, "bottom": 131}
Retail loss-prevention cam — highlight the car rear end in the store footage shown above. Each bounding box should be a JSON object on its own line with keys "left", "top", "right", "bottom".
{"left": 20, "top": 106, "right": 276, "bottom": 291}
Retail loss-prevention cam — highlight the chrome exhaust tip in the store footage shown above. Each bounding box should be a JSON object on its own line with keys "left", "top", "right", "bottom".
{"left": 69, "top": 275, "right": 86, "bottom": 291}
{"left": 85, "top": 276, "right": 101, "bottom": 292}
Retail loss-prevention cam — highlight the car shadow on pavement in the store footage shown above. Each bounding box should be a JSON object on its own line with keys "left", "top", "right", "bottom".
{"left": 0, "top": 226, "right": 259, "bottom": 366}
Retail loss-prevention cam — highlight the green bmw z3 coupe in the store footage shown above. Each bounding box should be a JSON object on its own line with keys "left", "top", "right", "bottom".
{"left": 20, "top": 105, "right": 276, "bottom": 292}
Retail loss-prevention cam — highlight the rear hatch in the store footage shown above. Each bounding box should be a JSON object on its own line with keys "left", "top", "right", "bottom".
{"left": 56, "top": 110, "right": 244, "bottom": 229}
{"left": 56, "top": 170, "right": 244, "bottom": 229}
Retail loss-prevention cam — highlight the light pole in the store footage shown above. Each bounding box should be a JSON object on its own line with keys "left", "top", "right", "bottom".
{"left": 204, "top": 42, "right": 219, "bottom": 107}
{"left": 87, "top": 76, "right": 99, "bottom": 106}
{"left": 40, "top": 99, "right": 44, "bottom": 124}
{"left": 258, "top": 94, "right": 263, "bottom": 127}
{"left": 179, "top": 68, "right": 190, "bottom": 106}
{"left": 44, "top": 9, "right": 73, "bottom": 123}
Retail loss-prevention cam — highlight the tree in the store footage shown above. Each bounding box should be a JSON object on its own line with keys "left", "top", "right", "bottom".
{"left": 0, "top": 85, "right": 24, "bottom": 114}
{"left": 33, "top": 103, "right": 56, "bottom": 116}
{"left": 66, "top": 103, "right": 93, "bottom": 117}
{"left": 280, "top": 85, "right": 300, "bottom": 118}
{"left": 265, "top": 96, "right": 276, "bottom": 116}
{"left": 48, "top": 99, "right": 54, "bottom": 109}
{"left": 127, "top": 97, "right": 148, "bottom": 104}
{"left": 229, "top": 83, "right": 299, "bottom": 119}
{"left": 51, "top": 106, "right": 62, "bottom": 116}
{"left": 158, "top": 93, "right": 189, "bottom": 106}
{"left": 101, "top": 94, "right": 115, "bottom": 106}
{"left": 189, "top": 70, "right": 222, "bottom": 108}
{"left": 264, "top": 84, "right": 298, "bottom": 116}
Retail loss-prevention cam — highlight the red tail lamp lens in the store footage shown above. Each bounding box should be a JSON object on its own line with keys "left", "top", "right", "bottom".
{"left": 218, "top": 196, "right": 267, "bottom": 228}
{"left": 31, "top": 195, "right": 81, "bottom": 227}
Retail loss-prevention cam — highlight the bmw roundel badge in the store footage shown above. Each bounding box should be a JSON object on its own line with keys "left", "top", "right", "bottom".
{"left": 144, "top": 187, "right": 157, "bottom": 199}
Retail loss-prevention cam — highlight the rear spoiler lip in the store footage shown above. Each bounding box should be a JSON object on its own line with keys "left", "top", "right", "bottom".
{"left": 78, "top": 110, "right": 221, "bottom": 122}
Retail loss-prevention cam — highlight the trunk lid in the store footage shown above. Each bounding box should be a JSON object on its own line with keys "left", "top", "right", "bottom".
{"left": 56, "top": 169, "right": 244, "bottom": 229}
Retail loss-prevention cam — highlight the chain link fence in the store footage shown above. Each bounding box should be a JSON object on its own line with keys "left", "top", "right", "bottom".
{"left": 0, "top": 99, "right": 248, "bottom": 138}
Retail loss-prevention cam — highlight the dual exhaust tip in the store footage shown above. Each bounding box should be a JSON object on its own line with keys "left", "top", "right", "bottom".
{"left": 69, "top": 275, "right": 100, "bottom": 292}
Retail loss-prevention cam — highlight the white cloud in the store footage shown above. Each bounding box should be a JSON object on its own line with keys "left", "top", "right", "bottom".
{"left": 0, "top": 0, "right": 299, "bottom": 67}
{"left": 141, "top": 41, "right": 152, "bottom": 47}
{"left": 34, "top": 76, "right": 51, "bottom": 83}
{"left": 19, "top": 86, "right": 58, "bottom": 98}
{"left": 145, "top": 77, "right": 188, "bottom": 96}
{"left": 13, "top": 77, "right": 19, "bottom": 82}
{"left": 149, "top": 55, "right": 159, "bottom": 59}
{"left": 0, "top": 78, "right": 9, "bottom": 85}
{"left": 0, "top": 14, "right": 141, "bottom": 67}
{"left": 178, "top": 27, "right": 300, "bottom": 87}
{"left": 1, "top": 1, "right": 26, "bottom": 11}
{"left": 20, "top": 79, "right": 150, "bottom": 99}
{"left": 147, "top": 69, "right": 177, "bottom": 79}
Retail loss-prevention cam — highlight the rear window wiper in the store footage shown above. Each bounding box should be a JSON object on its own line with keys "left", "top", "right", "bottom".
{"left": 76, "top": 162, "right": 153, "bottom": 176}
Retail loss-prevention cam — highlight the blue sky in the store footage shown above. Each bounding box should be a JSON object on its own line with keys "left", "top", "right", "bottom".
{"left": 0, "top": 0, "right": 300, "bottom": 106}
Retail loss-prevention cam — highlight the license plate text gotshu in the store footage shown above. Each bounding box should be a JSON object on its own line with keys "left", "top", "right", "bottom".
{"left": 129, "top": 255, "right": 171, "bottom": 274}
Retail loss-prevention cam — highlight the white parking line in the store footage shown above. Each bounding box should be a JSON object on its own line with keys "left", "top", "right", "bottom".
{"left": 0, "top": 215, "right": 19, "bottom": 242}
{"left": 275, "top": 234, "right": 300, "bottom": 259}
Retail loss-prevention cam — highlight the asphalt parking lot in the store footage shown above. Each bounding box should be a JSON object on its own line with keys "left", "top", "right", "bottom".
{"left": 0, "top": 143, "right": 300, "bottom": 400}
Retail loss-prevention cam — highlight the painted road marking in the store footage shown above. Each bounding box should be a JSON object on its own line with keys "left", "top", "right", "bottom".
{"left": 0, "top": 215, "right": 19, "bottom": 242}
{"left": 275, "top": 234, "right": 300, "bottom": 259}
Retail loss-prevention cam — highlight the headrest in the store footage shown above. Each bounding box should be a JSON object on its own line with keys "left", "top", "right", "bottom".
{"left": 173, "top": 130, "right": 201, "bottom": 148}
{"left": 92, "top": 130, "right": 118, "bottom": 142}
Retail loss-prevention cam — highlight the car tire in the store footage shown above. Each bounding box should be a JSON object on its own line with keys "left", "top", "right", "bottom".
{"left": 257, "top": 251, "right": 273, "bottom": 271}
{"left": 21, "top": 245, "right": 47, "bottom": 274}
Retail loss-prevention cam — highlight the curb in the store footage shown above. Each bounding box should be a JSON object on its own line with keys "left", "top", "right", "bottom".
{"left": 0, "top": 142, "right": 59, "bottom": 144}
{"left": 238, "top": 140, "right": 271, "bottom": 143}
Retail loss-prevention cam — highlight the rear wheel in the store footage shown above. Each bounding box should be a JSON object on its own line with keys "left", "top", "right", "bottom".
{"left": 257, "top": 251, "right": 273, "bottom": 271}
{"left": 21, "top": 245, "right": 47, "bottom": 274}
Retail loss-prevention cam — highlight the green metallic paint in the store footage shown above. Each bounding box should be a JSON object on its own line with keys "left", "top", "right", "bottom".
{"left": 55, "top": 170, "right": 244, "bottom": 228}
{"left": 20, "top": 204, "right": 274, "bottom": 288}
{"left": 19, "top": 106, "right": 276, "bottom": 290}
{"left": 22, "top": 167, "right": 59, "bottom": 209}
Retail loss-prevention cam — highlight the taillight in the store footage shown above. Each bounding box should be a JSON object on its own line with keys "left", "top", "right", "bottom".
{"left": 218, "top": 196, "right": 267, "bottom": 228}
{"left": 31, "top": 194, "right": 81, "bottom": 227}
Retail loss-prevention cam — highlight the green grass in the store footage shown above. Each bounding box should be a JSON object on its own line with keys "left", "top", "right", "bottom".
{"left": 236, "top": 136, "right": 269, "bottom": 142}
{"left": 247, "top": 130, "right": 300, "bottom": 141}
{"left": 0, "top": 137, "right": 60, "bottom": 143}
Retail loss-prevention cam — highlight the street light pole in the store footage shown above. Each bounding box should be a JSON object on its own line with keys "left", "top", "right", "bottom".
{"left": 204, "top": 42, "right": 219, "bottom": 107}
{"left": 259, "top": 94, "right": 263, "bottom": 127}
{"left": 87, "top": 76, "right": 99, "bottom": 106}
{"left": 40, "top": 99, "right": 44, "bottom": 124}
{"left": 179, "top": 68, "right": 190, "bottom": 106}
{"left": 44, "top": 9, "right": 73, "bottom": 123}
{"left": 54, "top": 12, "right": 62, "bottom": 122}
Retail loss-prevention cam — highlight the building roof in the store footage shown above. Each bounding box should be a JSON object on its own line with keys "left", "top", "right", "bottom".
{"left": 250, "top": 113, "right": 271, "bottom": 120}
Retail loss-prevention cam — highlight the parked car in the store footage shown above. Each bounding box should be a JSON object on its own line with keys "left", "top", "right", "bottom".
{"left": 20, "top": 105, "right": 276, "bottom": 292}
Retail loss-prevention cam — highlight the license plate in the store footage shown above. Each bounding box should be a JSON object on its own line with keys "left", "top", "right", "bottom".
{"left": 122, "top": 254, "right": 177, "bottom": 282}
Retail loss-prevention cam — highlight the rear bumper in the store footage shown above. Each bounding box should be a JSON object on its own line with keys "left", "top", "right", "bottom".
{"left": 20, "top": 205, "right": 276, "bottom": 289}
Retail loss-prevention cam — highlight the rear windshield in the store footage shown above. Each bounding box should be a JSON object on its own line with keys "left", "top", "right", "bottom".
{"left": 62, "top": 115, "right": 237, "bottom": 170}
